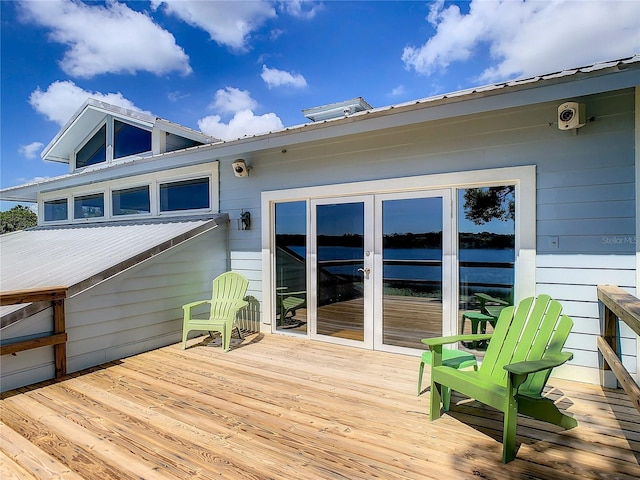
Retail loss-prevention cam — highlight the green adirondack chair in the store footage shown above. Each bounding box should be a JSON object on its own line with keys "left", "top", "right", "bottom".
{"left": 422, "top": 294, "right": 577, "bottom": 463}
{"left": 182, "top": 271, "right": 249, "bottom": 352}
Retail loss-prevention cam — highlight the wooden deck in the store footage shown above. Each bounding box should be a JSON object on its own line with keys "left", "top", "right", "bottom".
{"left": 1, "top": 334, "right": 639, "bottom": 479}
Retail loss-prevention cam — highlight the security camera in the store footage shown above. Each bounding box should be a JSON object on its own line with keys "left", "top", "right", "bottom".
{"left": 558, "top": 102, "right": 586, "bottom": 130}
{"left": 232, "top": 159, "right": 249, "bottom": 177}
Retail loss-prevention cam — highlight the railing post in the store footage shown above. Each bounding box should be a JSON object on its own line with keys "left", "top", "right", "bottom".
{"left": 53, "top": 298, "right": 67, "bottom": 378}
{"left": 599, "top": 299, "right": 620, "bottom": 389}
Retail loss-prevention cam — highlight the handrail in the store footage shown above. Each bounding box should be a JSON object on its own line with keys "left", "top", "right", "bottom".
{"left": 0, "top": 286, "right": 68, "bottom": 379}
{"left": 596, "top": 284, "right": 640, "bottom": 413}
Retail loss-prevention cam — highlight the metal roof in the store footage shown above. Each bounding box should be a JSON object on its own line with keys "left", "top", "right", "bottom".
{"left": 41, "top": 98, "right": 218, "bottom": 163}
{"left": 0, "top": 214, "right": 228, "bottom": 326}
{"left": 2, "top": 55, "right": 638, "bottom": 203}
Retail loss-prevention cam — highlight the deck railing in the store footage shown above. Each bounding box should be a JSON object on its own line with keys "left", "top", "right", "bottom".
{"left": 0, "top": 286, "right": 68, "bottom": 378}
{"left": 597, "top": 284, "right": 640, "bottom": 413}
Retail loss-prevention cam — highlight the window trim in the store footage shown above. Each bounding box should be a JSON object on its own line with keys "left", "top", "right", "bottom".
{"left": 42, "top": 198, "right": 70, "bottom": 223}
{"left": 39, "top": 162, "right": 219, "bottom": 225}
{"left": 110, "top": 183, "right": 152, "bottom": 218}
{"left": 158, "top": 175, "right": 212, "bottom": 215}
{"left": 73, "top": 117, "right": 153, "bottom": 172}
{"left": 73, "top": 191, "right": 106, "bottom": 221}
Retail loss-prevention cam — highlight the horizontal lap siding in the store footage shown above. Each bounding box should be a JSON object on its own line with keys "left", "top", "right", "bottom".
{"left": 65, "top": 228, "right": 229, "bottom": 373}
{"left": 219, "top": 89, "right": 637, "bottom": 380}
{"left": 535, "top": 89, "right": 637, "bottom": 375}
{"left": 1, "top": 227, "right": 229, "bottom": 391}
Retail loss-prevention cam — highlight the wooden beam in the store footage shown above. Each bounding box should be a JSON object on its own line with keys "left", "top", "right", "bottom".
{"left": 0, "top": 286, "right": 67, "bottom": 306}
{"left": 53, "top": 299, "right": 67, "bottom": 378}
{"left": 0, "top": 333, "right": 68, "bottom": 356}
{"left": 597, "top": 285, "right": 640, "bottom": 336}
{"left": 597, "top": 336, "right": 640, "bottom": 413}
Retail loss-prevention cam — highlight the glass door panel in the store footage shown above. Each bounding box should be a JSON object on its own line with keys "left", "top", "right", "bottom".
{"left": 274, "top": 201, "right": 307, "bottom": 334}
{"left": 311, "top": 197, "right": 373, "bottom": 347}
{"left": 375, "top": 191, "right": 450, "bottom": 351}
{"left": 458, "top": 186, "right": 515, "bottom": 345}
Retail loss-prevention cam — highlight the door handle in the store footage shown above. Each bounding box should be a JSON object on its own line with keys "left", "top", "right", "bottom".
{"left": 357, "top": 267, "right": 371, "bottom": 277}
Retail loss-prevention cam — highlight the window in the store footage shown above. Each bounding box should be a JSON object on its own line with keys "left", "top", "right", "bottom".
{"left": 76, "top": 124, "right": 106, "bottom": 168}
{"left": 44, "top": 199, "right": 68, "bottom": 222}
{"left": 159, "top": 177, "right": 210, "bottom": 212}
{"left": 112, "top": 185, "right": 150, "bottom": 216}
{"left": 74, "top": 193, "right": 104, "bottom": 219}
{"left": 457, "top": 186, "right": 515, "bottom": 329}
{"left": 274, "top": 201, "right": 307, "bottom": 333}
{"left": 114, "top": 120, "right": 151, "bottom": 159}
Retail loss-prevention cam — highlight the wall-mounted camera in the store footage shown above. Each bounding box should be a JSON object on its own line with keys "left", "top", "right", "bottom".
{"left": 557, "top": 102, "right": 586, "bottom": 130}
{"left": 232, "top": 159, "right": 249, "bottom": 177}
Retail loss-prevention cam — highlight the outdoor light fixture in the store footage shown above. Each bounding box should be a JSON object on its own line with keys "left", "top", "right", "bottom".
{"left": 240, "top": 211, "right": 251, "bottom": 230}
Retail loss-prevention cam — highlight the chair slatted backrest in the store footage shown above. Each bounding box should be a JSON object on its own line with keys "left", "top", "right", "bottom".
{"left": 210, "top": 272, "right": 249, "bottom": 319}
{"left": 478, "top": 295, "right": 573, "bottom": 394}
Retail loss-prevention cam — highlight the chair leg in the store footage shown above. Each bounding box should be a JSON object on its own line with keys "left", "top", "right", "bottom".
{"left": 429, "top": 380, "right": 443, "bottom": 421}
{"left": 223, "top": 325, "right": 232, "bottom": 352}
{"left": 182, "top": 327, "right": 189, "bottom": 350}
{"left": 442, "top": 386, "right": 451, "bottom": 411}
{"left": 417, "top": 361, "right": 425, "bottom": 395}
{"left": 502, "top": 395, "right": 518, "bottom": 463}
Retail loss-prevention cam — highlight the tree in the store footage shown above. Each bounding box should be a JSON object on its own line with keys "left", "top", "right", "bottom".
{"left": 0, "top": 205, "right": 37, "bottom": 234}
{"left": 463, "top": 186, "right": 515, "bottom": 225}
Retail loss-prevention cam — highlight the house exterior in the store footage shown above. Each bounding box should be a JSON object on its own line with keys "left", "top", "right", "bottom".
{"left": 1, "top": 57, "right": 639, "bottom": 392}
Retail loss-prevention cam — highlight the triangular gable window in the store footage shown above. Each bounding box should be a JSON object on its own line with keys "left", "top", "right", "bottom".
{"left": 114, "top": 119, "right": 151, "bottom": 159}
{"left": 76, "top": 124, "right": 106, "bottom": 168}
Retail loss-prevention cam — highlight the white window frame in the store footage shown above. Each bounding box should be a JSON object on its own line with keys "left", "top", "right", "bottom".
{"left": 157, "top": 175, "right": 213, "bottom": 216}
{"left": 39, "top": 162, "right": 219, "bottom": 225}
{"left": 261, "top": 165, "right": 536, "bottom": 336}
{"left": 110, "top": 183, "right": 153, "bottom": 219}
{"left": 41, "top": 197, "right": 70, "bottom": 224}
{"left": 73, "top": 190, "right": 106, "bottom": 221}
{"left": 73, "top": 116, "right": 153, "bottom": 172}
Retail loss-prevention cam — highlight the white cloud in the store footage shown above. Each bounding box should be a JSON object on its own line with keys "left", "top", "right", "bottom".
{"left": 389, "top": 85, "right": 407, "bottom": 97}
{"left": 18, "top": 142, "right": 45, "bottom": 159}
{"left": 198, "top": 110, "right": 284, "bottom": 141}
{"left": 152, "top": 0, "right": 276, "bottom": 51}
{"left": 402, "top": 0, "right": 640, "bottom": 82}
{"left": 210, "top": 87, "right": 258, "bottom": 115}
{"left": 29, "top": 80, "right": 151, "bottom": 126}
{"left": 18, "top": 0, "right": 191, "bottom": 78}
{"left": 199, "top": 87, "right": 283, "bottom": 140}
{"left": 261, "top": 65, "right": 308, "bottom": 89}
{"left": 281, "top": 0, "right": 324, "bottom": 20}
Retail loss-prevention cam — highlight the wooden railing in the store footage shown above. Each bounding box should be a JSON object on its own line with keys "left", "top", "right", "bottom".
{"left": 0, "top": 286, "right": 68, "bottom": 378}
{"left": 597, "top": 284, "right": 640, "bottom": 413}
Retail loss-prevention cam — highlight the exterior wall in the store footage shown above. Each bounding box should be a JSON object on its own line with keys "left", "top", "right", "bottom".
{"left": 1, "top": 226, "right": 228, "bottom": 392}
{"left": 219, "top": 87, "right": 637, "bottom": 384}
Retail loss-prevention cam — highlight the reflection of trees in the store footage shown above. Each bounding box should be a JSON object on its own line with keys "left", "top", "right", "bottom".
{"left": 463, "top": 186, "right": 515, "bottom": 225}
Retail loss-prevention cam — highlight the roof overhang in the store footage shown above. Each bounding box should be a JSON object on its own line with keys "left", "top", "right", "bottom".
{"left": 40, "top": 99, "right": 216, "bottom": 164}
{"left": 41, "top": 99, "right": 157, "bottom": 164}
{"left": 2, "top": 56, "right": 638, "bottom": 203}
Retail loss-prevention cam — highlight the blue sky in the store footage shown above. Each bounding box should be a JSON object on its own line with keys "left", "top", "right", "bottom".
{"left": 1, "top": 0, "right": 639, "bottom": 212}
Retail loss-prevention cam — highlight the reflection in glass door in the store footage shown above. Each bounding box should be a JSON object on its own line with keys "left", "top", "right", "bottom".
{"left": 375, "top": 191, "right": 451, "bottom": 351}
{"left": 310, "top": 197, "right": 373, "bottom": 347}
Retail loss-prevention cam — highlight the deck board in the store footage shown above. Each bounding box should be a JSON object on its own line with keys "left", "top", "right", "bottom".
{"left": 1, "top": 334, "right": 639, "bottom": 479}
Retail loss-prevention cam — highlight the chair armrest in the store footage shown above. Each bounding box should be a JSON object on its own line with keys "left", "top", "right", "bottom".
{"left": 182, "top": 299, "right": 210, "bottom": 312}
{"left": 503, "top": 352, "right": 573, "bottom": 376}
{"left": 475, "top": 293, "right": 510, "bottom": 306}
{"left": 422, "top": 333, "right": 493, "bottom": 348}
{"left": 276, "top": 290, "right": 306, "bottom": 297}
